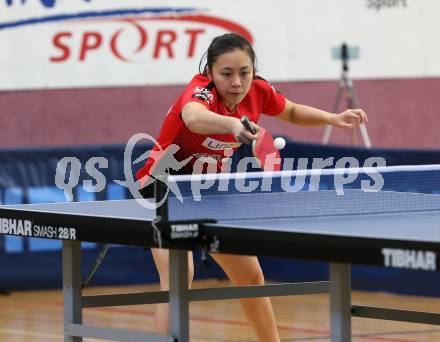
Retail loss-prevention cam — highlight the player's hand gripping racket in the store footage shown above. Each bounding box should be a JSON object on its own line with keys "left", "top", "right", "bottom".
{"left": 240, "top": 116, "right": 281, "bottom": 171}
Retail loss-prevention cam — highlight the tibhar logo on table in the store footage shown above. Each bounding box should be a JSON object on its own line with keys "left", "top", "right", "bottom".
{"left": 382, "top": 248, "right": 437, "bottom": 271}
{"left": 0, "top": 218, "right": 77, "bottom": 240}
{"left": 54, "top": 133, "right": 387, "bottom": 210}
{"left": 170, "top": 223, "right": 199, "bottom": 239}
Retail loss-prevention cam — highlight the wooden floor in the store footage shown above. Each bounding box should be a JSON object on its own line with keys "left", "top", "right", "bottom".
{"left": 1, "top": 279, "right": 440, "bottom": 342}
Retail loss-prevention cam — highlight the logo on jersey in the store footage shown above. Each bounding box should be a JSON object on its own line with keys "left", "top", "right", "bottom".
{"left": 192, "top": 86, "right": 214, "bottom": 104}
{"left": 193, "top": 153, "right": 223, "bottom": 161}
{"left": 202, "top": 137, "right": 241, "bottom": 151}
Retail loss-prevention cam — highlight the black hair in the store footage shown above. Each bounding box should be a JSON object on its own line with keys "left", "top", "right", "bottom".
{"left": 199, "top": 33, "right": 257, "bottom": 76}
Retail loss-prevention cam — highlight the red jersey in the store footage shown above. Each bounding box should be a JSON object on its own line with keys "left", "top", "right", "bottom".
{"left": 136, "top": 74, "right": 285, "bottom": 180}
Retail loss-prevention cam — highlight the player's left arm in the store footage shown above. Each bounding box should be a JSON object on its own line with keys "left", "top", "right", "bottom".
{"left": 276, "top": 99, "right": 368, "bottom": 128}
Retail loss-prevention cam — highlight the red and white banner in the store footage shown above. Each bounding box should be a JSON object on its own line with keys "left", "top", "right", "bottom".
{"left": 1, "top": 0, "right": 440, "bottom": 90}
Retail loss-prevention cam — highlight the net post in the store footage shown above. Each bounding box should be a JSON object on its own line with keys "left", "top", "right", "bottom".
{"left": 155, "top": 174, "right": 169, "bottom": 222}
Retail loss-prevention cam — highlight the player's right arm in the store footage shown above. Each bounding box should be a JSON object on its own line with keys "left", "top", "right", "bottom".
{"left": 181, "top": 102, "right": 256, "bottom": 143}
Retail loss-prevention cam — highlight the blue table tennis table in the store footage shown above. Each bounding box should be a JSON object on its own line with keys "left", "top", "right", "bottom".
{"left": 2, "top": 168, "right": 440, "bottom": 341}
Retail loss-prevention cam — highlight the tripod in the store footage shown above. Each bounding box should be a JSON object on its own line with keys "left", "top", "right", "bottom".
{"left": 322, "top": 43, "right": 372, "bottom": 148}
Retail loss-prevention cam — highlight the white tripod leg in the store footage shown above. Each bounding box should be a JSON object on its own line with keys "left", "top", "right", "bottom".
{"left": 322, "top": 78, "right": 345, "bottom": 145}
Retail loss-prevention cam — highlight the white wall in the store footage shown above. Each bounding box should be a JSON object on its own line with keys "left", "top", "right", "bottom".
{"left": 1, "top": 0, "right": 439, "bottom": 90}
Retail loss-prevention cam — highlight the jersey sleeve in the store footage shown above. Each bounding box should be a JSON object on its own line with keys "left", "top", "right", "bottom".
{"left": 135, "top": 75, "right": 213, "bottom": 183}
{"left": 255, "top": 77, "right": 286, "bottom": 116}
{"left": 180, "top": 74, "right": 216, "bottom": 110}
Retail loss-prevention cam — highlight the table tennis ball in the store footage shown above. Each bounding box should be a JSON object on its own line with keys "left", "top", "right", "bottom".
{"left": 273, "top": 137, "right": 286, "bottom": 150}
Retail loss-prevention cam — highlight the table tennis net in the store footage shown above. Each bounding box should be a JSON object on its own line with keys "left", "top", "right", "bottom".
{"left": 162, "top": 165, "right": 440, "bottom": 221}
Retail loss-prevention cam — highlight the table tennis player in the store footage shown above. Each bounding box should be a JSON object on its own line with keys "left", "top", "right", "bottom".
{"left": 136, "top": 32, "right": 367, "bottom": 341}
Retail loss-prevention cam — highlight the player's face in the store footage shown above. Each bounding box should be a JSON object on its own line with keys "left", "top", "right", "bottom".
{"left": 208, "top": 49, "right": 253, "bottom": 111}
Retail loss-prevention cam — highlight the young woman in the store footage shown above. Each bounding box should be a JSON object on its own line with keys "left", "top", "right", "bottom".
{"left": 136, "top": 33, "right": 367, "bottom": 341}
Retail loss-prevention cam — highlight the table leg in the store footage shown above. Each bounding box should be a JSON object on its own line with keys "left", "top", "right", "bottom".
{"left": 63, "top": 241, "right": 83, "bottom": 342}
{"left": 169, "top": 249, "right": 190, "bottom": 342}
{"left": 330, "top": 263, "right": 351, "bottom": 342}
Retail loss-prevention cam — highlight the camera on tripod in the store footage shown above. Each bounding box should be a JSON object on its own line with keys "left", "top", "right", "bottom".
{"left": 332, "top": 43, "right": 360, "bottom": 71}
{"left": 322, "top": 42, "right": 371, "bottom": 147}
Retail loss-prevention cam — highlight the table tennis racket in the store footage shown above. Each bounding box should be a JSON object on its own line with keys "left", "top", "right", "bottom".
{"left": 240, "top": 116, "right": 281, "bottom": 171}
